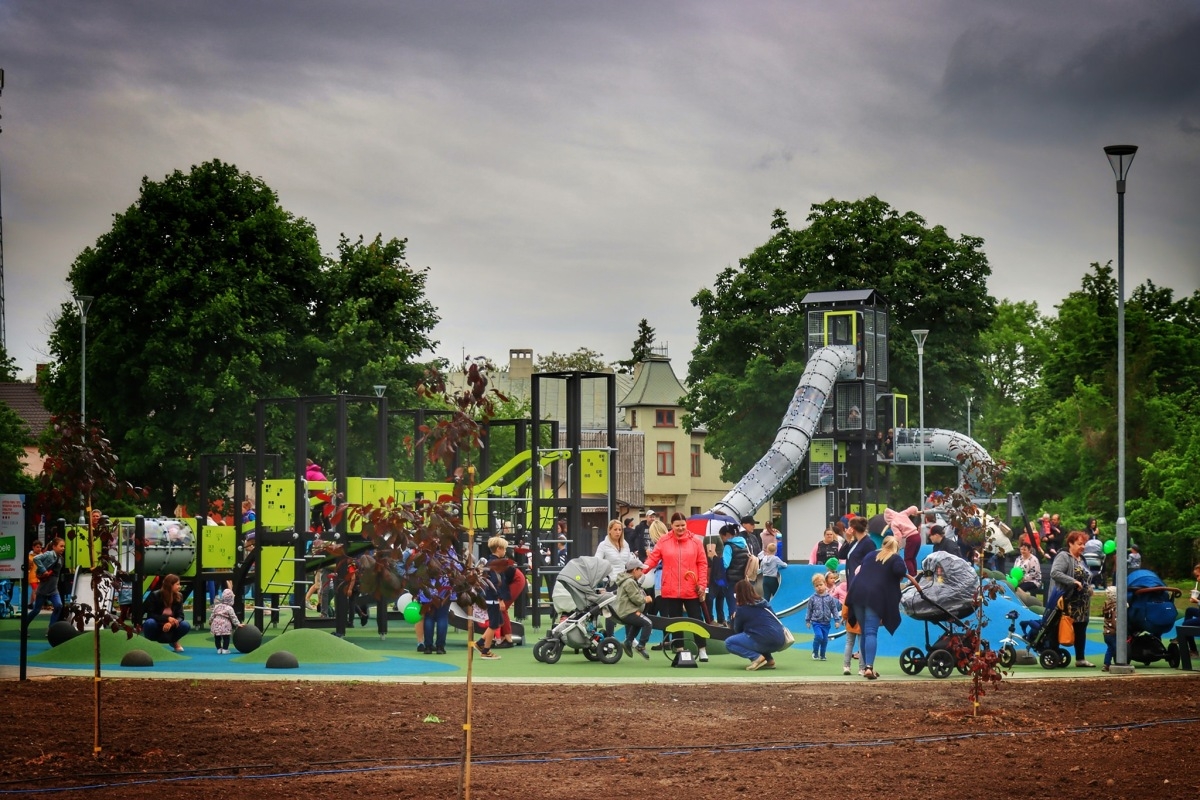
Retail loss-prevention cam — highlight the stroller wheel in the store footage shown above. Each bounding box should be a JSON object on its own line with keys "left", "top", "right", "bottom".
{"left": 1038, "top": 648, "right": 1060, "bottom": 670}
{"left": 899, "top": 647, "right": 926, "bottom": 676}
{"left": 1166, "top": 641, "right": 1181, "bottom": 669}
{"left": 927, "top": 649, "right": 955, "bottom": 679}
{"left": 582, "top": 646, "right": 601, "bottom": 662}
{"left": 998, "top": 644, "right": 1017, "bottom": 669}
{"left": 533, "top": 639, "right": 551, "bottom": 663}
{"left": 541, "top": 640, "right": 563, "bottom": 665}
{"left": 596, "top": 636, "right": 623, "bottom": 665}
{"left": 1057, "top": 647, "right": 1072, "bottom": 668}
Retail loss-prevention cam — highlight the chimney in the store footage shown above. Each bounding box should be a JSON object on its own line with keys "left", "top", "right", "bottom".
{"left": 508, "top": 348, "right": 533, "bottom": 381}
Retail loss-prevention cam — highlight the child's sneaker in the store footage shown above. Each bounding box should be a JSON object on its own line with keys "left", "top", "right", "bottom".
{"left": 698, "top": 648, "right": 709, "bottom": 662}
{"left": 843, "top": 667, "right": 851, "bottom": 675}
{"left": 635, "top": 645, "right": 650, "bottom": 660}
{"left": 812, "top": 653, "right": 819, "bottom": 660}
{"left": 478, "top": 650, "right": 501, "bottom": 660}
{"left": 623, "top": 641, "right": 633, "bottom": 658}
{"left": 819, "top": 656, "right": 826, "bottom": 661}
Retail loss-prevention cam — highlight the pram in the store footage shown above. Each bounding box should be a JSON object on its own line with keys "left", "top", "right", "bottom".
{"left": 1019, "top": 590, "right": 1077, "bottom": 669}
{"left": 1127, "top": 569, "right": 1181, "bottom": 668}
{"left": 1081, "top": 538, "right": 1105, "bottom": 588}
{"left": 898, "top": 552, "right": 984, "bottom": 679}
{"left": 531, "top": 556, "right": 623, "bottom": 665}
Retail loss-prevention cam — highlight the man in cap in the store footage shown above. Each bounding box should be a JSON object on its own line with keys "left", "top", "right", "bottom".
{"left": 630, "top": 509, "right": 656, "bottom": 561}
{"left": 739, "top": 515, "right": 762, "bottom": 556}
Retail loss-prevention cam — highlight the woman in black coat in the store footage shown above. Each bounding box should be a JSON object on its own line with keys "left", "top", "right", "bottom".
{"left": 845, "top": 536, "right": 908, "bottom": 680}
{"left": 142, "top": 573, "right": 191, "bottom": 652}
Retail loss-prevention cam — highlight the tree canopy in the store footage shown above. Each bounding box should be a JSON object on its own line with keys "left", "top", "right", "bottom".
{"left": 684, "top": 197, "right": 995, "bottom": 488}
{"left": 535, "top": 347, "right": 610, "bottom": 373}
{"left": 617, "top": 319, "right": 656, "bottom": 374}
{"left": 41, "top": 159, "right": 439, "bottom": 514}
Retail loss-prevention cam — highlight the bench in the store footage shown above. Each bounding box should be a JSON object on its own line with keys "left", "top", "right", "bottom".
{"left": 1175, "top": 624, "right": 1200, "bottom": 670}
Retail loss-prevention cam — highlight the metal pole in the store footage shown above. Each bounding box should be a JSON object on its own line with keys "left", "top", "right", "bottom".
{"left": 911, "top": 330, "right": 929, "bottom": 505}
{"left": 75, "top": 295, "right": 93, "bottom": 423}
{"left": 966, "top": 394, "right": 973, "bottom": 440}
{"left": 1104, "top": 144, "right": 1136, "bottom": 672}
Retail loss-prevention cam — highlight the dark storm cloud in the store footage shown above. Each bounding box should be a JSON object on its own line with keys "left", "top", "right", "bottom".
{"left": 939, "top": 6, "right": 1200, "bottom": 134}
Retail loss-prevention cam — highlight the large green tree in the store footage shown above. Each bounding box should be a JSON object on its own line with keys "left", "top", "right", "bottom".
{"left": 684, "top": 198, "right": 995, "bottom": 490}
{"left": 974, "top": 300, "right": 1050, "bottom": 453}
{"left": 42, "top": 160, "right": 439, "bottom": 513}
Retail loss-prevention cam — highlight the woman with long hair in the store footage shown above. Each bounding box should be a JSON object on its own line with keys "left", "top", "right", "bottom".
{"left": 844, "top": 536, "right": 908, "bottom": 680}
{"left": 727, "top": 579, "right": 787, "bottom": 671}
{"left": 142, "top": 573, "right": 191, "bottom": 652}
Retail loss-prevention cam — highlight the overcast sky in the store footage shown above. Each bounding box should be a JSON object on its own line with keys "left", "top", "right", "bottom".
{"left": 1, "top": 0, "right": 1196, "bottom": 380}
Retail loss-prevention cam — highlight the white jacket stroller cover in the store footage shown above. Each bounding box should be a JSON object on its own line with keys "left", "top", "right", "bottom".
{"left": 551, "top": 556, "right": 613, "bottom": 614}
{"left": 901, "top": 551, "right": 977, "bottom": 620}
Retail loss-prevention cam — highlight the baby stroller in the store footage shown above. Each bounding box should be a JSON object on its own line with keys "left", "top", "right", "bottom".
{"left": 1082, "top": 538, "right": 1105, "bottom": 588}
{"left": 531, "top": 556, "right": 623, "bottom": 665}
{"left": 1017, "top": 590, "right": 1079, "bottom": 669}
{"left": 899, "top": 552, "right": 983, "bottom": 679}
{"left": 0, "top": 580, "right": 15, "bottom": 619}
{"left": 1127, "top": 569, "right": 1181, "bottom": 668}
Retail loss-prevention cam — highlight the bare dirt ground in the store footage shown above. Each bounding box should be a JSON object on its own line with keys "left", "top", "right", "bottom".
{"left": 2, "top": 674, "right": 1199, "bottom": 799}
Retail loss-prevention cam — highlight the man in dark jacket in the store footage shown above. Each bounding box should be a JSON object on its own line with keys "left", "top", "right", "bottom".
{"left": 629, "top": 509, "right": 656, "bottom": 561}
{"left": 739, "top": 516, "right": 763, "bottom": 556}
{"left": 839, "top": 517, "right": 876, "bottom": 588}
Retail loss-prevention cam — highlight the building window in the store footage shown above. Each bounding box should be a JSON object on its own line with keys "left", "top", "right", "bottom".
{"left": 656, "top": 442, "right": 675, "bottom": 475}
{"left": 690, "top": 444, "right": 701, "bottom": 477}
{"left": 691, "top": 506, "right": 701, "bottom": 516}
{"left": 655, "top": 409, "right": 676, "bottom": 427}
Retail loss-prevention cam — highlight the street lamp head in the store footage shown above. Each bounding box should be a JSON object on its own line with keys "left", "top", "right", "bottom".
{"left": 74, "top": 295, "right": 94, "bottom": 319}
{"left": 1104, "top": 144, "right": 1137, "bottom": 189}
{"left": 911, "top": 329, "right": 929, "bottom": 353}
{"left": 373, "top": 385, "right": 387, "bottom": 398}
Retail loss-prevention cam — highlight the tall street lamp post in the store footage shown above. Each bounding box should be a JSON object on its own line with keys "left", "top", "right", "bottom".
{"left": 1104, "top": 144, "right": 1136, "bottom": 672}
{"left": 966, "top": 392, "right": 974, "bottom": 440}
{"left": 912, "top": 329, "right": 929, "bottom": 505}
{"left": 74, "top": 295, "right": 94, "bottom": 423}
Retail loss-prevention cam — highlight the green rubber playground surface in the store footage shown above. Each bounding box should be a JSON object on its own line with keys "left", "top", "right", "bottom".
{"left": 1, "top": 609, "right": 1141, "bottom": 683}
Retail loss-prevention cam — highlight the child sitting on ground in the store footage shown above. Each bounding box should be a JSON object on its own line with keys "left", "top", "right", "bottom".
{"left": 613, "top": 556, "right": 654, "bottom": 659}
{"left": 210, "top": 588, "right": 244, "bottom": 654}
{"left": 805, "top": 572, "right": 841, "bottom": 661}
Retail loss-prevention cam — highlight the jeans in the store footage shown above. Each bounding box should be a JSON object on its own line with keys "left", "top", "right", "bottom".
{"left": 619, "top": 613, "right": 652, "bottom": 647}
{"left": 812, "top": 621, "right": 830, "bottom": 658}
{"left": 142, "top": 618, "right": 191, "bottom": 644}
{"left": 1103, "top": 632, "right": 1116, "bottom": 667}
{"left": 854, "top": 604, "right": 882, "bottom": 669}
{"left": 25, "top": 592, "right": 63, "bottom": 625}
{"left": 423, "top": 603, "right": 450, "bottom": 650}
{"left": 842, "top": 630, "right": 860, "bottom": 669}
{"left": 726, "top": 632, "right": 775, "bottom": 662}
{"left": 762, "top": 576, "right": 780, "bottom": 601}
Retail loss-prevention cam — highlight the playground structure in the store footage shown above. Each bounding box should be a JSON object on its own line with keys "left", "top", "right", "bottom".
{"left": 710, "top": 288, "right": 998, "bottom": 527}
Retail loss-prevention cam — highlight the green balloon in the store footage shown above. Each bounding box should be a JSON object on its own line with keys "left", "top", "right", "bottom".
{"left": 403, "top": 601, "right": 422, "bottom": 624}
{"left": 1103, "top": 539, "right": 1116, "bottom": 555}
{"left": 825, "top": 557, "right": 840, "bottom": 571}
{"left": 1009, "top": 565, "right": 1024, "bottom": 583}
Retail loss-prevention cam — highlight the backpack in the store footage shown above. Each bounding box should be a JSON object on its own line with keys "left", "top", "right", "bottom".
{"left": 744, "top": 552, "right": 761, "bottom": 582}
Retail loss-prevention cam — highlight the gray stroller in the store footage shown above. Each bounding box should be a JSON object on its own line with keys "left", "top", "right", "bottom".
{"left": 898, "top": 551, "right": 982, "bottom": 679}
{"left": 532, "top": 556, "right": 623, "bottom": 665}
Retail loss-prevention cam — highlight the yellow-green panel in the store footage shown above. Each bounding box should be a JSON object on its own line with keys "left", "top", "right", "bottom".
{"left": 580, "top": 450, "right": 608, "bottom": 494}
{"left": 261, "top": 479, "right": 297, "bottom": 527}
{"left": 810, "top": 440, "right": 833, "bottom": 463}
{"left": 361, "top": 478, "right": 394, "bottom": 507}
{"left": 259, "top": 545, "right": 295, "bottom": 593}
{"left": 392, "top": 481, "right": 456, "bottom": 503}
{"left": 202, "top": 525, "right": 237, "bottom": 569}
{"left": 823, "top": 310, "right": 858, "bottom": 346}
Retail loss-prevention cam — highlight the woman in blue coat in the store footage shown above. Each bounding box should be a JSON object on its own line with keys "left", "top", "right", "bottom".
{"left": 727, "top": 579, "right": 788, "bottom": 671}
{"left": 845, "top": 536, "right": 908, "bottom": 680}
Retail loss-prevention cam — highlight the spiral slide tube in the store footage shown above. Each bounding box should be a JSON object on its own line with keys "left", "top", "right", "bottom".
{"left": 710, "top": 345, "right": 855, "bottom": 521}
{"left": 890, "top": 427, "right": 995, "bottom": 495}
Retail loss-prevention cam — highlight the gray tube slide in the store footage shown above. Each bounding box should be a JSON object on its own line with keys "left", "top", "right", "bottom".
{"left": 890, "top": 427, "right": 995, "bottom": 494}
{"left": 710, "top": 345, "right": 855, "bottom": 521}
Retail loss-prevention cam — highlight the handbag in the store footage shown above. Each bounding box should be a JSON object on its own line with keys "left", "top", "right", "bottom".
{"left": 769, "top": 608, "right": 795, "bottom": 646}
{"left": 1057, "top": 596, "right": 1075, "bottom": 646}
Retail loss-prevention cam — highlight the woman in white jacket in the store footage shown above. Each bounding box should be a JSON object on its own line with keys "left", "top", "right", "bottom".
{"left": 595, "top": 519, "right": 631, "bottom": 581}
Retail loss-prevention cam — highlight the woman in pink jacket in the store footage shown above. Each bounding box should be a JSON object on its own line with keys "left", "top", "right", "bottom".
{"left": 643, "top": 512, "right": 710, "bottom": 661}
{"left": 885, "top": 506, "right": 922, "bottom": 577}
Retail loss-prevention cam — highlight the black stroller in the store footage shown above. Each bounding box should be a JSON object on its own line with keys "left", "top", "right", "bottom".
{"left": 1127, "top": 569, "right": 1181, "bottom": 668}
{"left": 899, "top": 552, "right": 984, "bottom": 679}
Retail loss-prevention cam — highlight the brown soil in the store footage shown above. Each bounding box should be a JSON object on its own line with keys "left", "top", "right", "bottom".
{"left": 2, "top": 675, "right": 1199, "bottom": 799}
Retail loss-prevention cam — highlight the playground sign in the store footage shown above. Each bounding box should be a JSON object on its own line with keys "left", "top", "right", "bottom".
{"left": 0, "top": 494, "right": 25, "bottom": 577}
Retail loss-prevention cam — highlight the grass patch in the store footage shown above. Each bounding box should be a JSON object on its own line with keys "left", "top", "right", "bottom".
{"left": 231, "top": 628, "right": 386, "bottom": 665}
{"left": 30, "top": 629, "right": 188, "bottom": 665}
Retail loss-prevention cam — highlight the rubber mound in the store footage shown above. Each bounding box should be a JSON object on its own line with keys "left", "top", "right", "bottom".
{"left": 30, "top": 629, "right": 188, "bottom": 664}
{"left": 231, "top": 628, "right": 386, "bottom": 664}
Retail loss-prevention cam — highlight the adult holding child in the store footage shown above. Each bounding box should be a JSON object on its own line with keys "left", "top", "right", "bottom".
{"left": 844, "top": 536, "right": 908, "bottom": 680}
{"left": 25, "top": 537, "right": 65, "bottom": 625}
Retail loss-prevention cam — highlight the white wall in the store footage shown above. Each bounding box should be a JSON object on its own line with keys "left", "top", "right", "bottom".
{"left": 784, "top": 489, "right": 828, "bottom": 563}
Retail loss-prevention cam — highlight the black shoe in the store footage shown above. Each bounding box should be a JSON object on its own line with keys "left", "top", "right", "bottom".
{"left": 358, "top": 614, "right": 369, "bottom": 627}
{"left": 417, "top": 643, "right": 426, "bottom": 653}
{"left": 650, "top": 643, "right": 665, "bottom": 651}
{"left": 436, "top": 647, "right": 446, "bottom": 655}
{"left": 623, "top": 641, "right": 633, "bottom": 657}
{"left": 495, "top": 640, "right": 515, "bottom": 649}
{"left": 635, "top": 644, "right": 650, "bottom": 660}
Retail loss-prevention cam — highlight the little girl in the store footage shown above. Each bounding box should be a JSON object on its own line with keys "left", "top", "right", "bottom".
{"left": 1102, "top": 585, "right": 1117, "bottom": 672}
{"left": 210, "top": 588, "right": 243, "bottom": 654}
{"left": 758, "top": 542, "right": 788, "bottom": 601}
{"left": 805, "top": 572, "right": 841, "bottom": 661}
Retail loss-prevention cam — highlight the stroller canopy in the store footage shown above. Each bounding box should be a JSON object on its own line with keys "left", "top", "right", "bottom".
{"left": 1127, "top": 568, "right": 1181, "bottom": 637}
{"left": 902, "top": 551, "right": 977, "bottom": 620}
{"left": 552, "top": 556, "right": 612, "bottom": 612}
